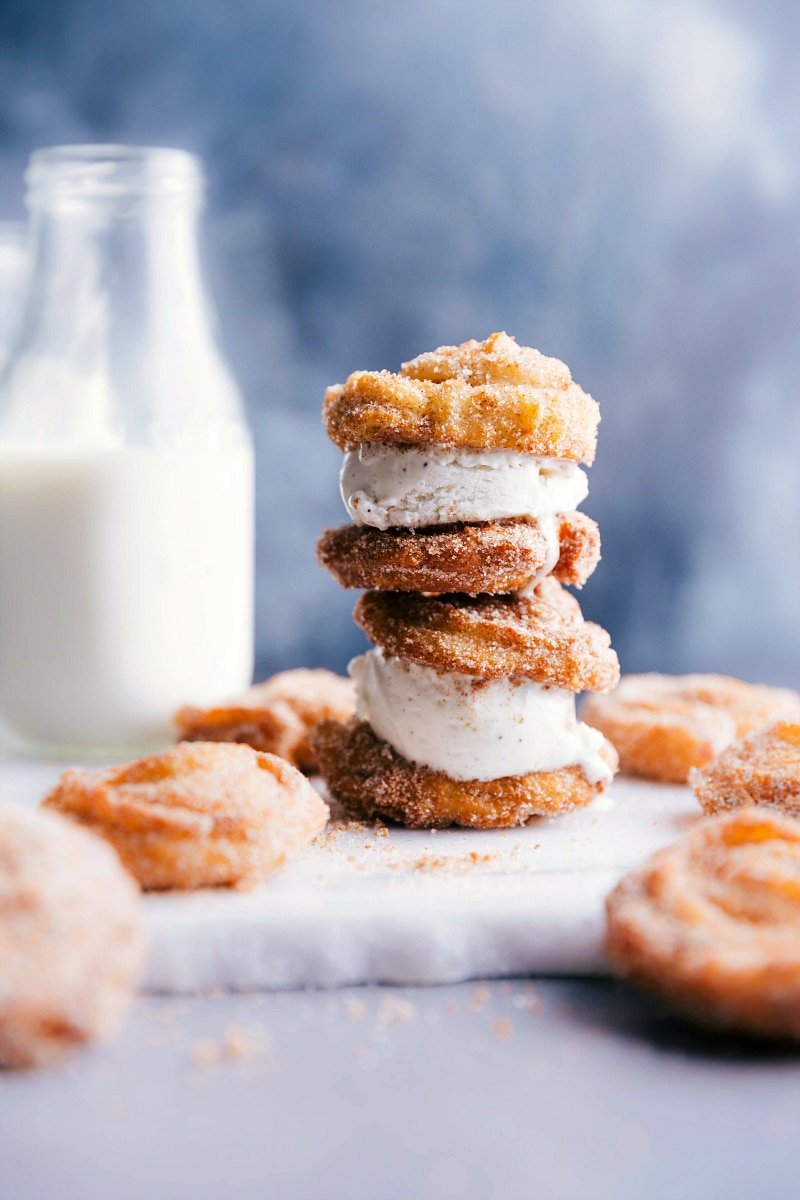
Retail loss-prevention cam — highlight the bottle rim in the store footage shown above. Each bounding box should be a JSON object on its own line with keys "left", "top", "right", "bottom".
{"left": 25, "top": 144, "right": 205, "bottom": 204}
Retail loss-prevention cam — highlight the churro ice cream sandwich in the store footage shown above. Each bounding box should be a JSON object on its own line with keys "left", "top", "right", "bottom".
{"left": 315, "top": 333, "right": 618, "bottom": 827}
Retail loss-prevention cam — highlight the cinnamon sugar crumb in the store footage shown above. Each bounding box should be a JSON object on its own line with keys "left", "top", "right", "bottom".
{"left": 345, "top": 998, "right": 368, "bottom": 1021}
{"left": 189, "top": 1023, "right": 273, "bottom": 1066}
{"left": 467, "top": 986, "right": 491, "bottom": 1013}
{"left": 389, "top": 849, "right": 498, "bottom": 875}
{"left": 224, "top": 1022, "right": 273, "bottom": 1060}
{"left": 189, "top": 1038, "right": 219, "bottom": 1066}
{"left": 492, "top": 1017, "right": 514, "bottom": 1040}
{"left": 377, "top": 994, "right": 418, "bottom": 1024}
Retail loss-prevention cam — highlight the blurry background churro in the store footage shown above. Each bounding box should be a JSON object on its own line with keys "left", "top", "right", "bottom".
{"left": 0, "top": 0, "right": 795, "bottom": 683}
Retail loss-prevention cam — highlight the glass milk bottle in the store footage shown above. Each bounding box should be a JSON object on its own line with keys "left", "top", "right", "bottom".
{"left": 0, "top": 221, "right": 29, "bottom": 369}
{"left": 0, "top": 146, "right": 254, "bottom": 753}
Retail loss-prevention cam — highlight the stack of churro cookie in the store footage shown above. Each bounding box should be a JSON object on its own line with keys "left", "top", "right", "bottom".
{"left": 313, "top": 332, "right": 620, "bottom": 828}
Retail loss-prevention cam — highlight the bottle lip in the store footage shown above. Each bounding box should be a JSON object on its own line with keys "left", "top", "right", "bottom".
{"left": 26, "top": 144, "right": 205, "bottom": 204}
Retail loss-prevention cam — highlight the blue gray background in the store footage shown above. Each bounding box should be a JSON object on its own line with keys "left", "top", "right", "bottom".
{"left": 0, "top": 0, "right": 797, "bottom": 685}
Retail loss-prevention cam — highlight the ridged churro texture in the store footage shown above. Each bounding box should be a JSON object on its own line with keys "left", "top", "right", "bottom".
{"left": 355, "top": 577, "right": 619, "bottom": 692}
{"left": 324, "top": 332, "right": 600, "bottom": 462}
{"left": 175, "top": 668, "right": 355, "bottom": 771}
{"left": 0, "top": 803, "right": 145, "bottom": 1068}
{"left": 311, "top": 717, "right": 617, "bottom": 829}
{"left": 43, "top": 742, "right": 329, "bottom": 891}
{"left": 606, "top": 808, "right": 800, "bottom": 1039}
{"left": 692, "top": 722, "right": 800, "bottom": 817}
{"left": 317, "top": 512, "right": 600, "bottom": 595}
{"left": 583, "top": 673, "right": 800, "bottom": 783}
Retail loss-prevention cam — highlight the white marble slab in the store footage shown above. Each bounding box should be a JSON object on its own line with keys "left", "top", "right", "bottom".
{"left": 1, "top": 755, "right": 700, "bottom": 993}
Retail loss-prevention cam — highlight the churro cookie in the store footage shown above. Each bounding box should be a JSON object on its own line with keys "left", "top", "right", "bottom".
{"left": 606, "top": 808, "right": 800, "bottom": 1039}
{"left": 324, "top": 332, "right": 600, "bottom": 462}
{"left": 175, "top": 668, "right": 355, "bottom": 771}
{"left": 691, "top": 722, "right": 800, "bottom": 817}
{"left": 43, "top": 743, "right": 329, "bottom": 891}
{"left": 0, "top": 803, "right": 145, "bottom": 1069}
{"left": 317, "top": 512, "right": 600, "bottom": 595}
{"left": 312, "top": 718, "right": 617, "bottom": 829}
{"left": 355, "top": 577, "right": 619, "bottom": 692}
{"left": 582, "top": 673, "right": 800, "bottom": 784}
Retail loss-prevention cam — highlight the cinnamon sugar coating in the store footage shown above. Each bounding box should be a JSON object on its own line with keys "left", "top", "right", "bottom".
{"left": 355, "top": 577, "right": 619, "bottom": 692}
{"left": 42, "top": 742, "right": 329, "bottom": 891}
{"left": 317, "top": 512, "right": 600, "bottom": 595}
{"left": 323, "top": 332, "right": 599, "bottom": 462}
{"left": 692, "top": 722, "right": 800, "bottom": 817}
{"left": 175, "top": 668, "right": 355, "bottom": 771}
{"left": 606, "top": 808, "right": 800, "bottom": 1039}
{"left": 311, "top": 718, "right": 617, "bottom": 829}
{"left": 0, "top": 803, "right": 145, "bottom": 1068}
{"left": 583, "top": 673, "right": 800, "bottom": 783}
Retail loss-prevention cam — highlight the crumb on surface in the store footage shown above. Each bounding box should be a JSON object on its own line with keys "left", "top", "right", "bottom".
{"left": 399, "top": 850, "right": 496, "bottom": 874}
{"left": 377, "top": 994, "right": 418, "bottom": 1024}
{"left": 189, "top": 1037, "right": 219, "bottom": 1067}
{"left": 492, "top": 1017, "right": 514, "bottom": 1040}
{"left": 467, "top": 986, "right": 491, "bottom": 1013}
{"left": 189, "top": 1023, "right": 273, "bottom": 1066}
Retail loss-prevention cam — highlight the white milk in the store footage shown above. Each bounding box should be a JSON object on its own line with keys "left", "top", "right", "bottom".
{"left": 0, "top": 442, "right": 254, "bottom": 750}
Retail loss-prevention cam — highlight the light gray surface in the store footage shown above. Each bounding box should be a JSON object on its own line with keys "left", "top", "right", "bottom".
{"left": 0, "top": 760, "right": 696, "bottom": 990}
{"left": 3, "top": 980, "right": 799, "bottom": 1200}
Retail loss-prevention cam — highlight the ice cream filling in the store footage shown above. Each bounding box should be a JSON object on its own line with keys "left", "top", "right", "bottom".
{"left": 350, "top": 647, "right": 611, "bottom": 784}
{"left": 340, "top": 443, "right": 588, "bottom": 530}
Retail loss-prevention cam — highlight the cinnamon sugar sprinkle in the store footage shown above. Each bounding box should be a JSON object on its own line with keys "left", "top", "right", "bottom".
{"left": 317, "top": 818, "right": 524, "bottom": 877}
{"left": 189, "top": 1022, "right": 273, "bottom": 1066}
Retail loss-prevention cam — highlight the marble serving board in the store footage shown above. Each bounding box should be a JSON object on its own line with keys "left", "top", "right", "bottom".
{"left": 2, "top": 758, "right": 699, "bottom": 993}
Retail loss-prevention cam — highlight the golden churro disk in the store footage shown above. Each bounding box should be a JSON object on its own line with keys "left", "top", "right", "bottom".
{"left": 582, "top": 673, "right": 800, "bottom": 784}
{"left": 354, "top": 577, "right": 619, "bottom": 692}
{"left": 323, "top": 332, "right": 600, "bottom": 462}
{"left": 42, "top": 742, "right": 329, "bottom": 891}
{"left": 175, "top": 668, "right": 355, "bottom": 771}
{"left": 691, "top": 721, "right": 800, "bottom": 817}
{"left": 0, "top": 802, "right": 145, "bottom": 1069}
{"left": 317, "top": 512, "right": 600, "bottom": 595}
{"left": 606, "top": 807, "right": 800, "bottom": 1039}
{"left": 311, "top": 718, "right": 617, "bottom": 829}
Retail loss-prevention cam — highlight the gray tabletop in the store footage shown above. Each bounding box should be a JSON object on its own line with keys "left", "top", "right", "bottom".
{"left": 3, "top": 979, "right": 799, "bottom": 1200}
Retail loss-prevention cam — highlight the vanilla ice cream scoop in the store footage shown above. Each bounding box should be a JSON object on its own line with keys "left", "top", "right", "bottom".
{"left": 350, "top": 648, "right": 611, "bottom": 783}
{"left": 340, "top": 444, "right": 588, "bottom": 530}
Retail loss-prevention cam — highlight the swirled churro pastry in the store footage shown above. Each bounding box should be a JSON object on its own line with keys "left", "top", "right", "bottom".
{"left": 691, "top": 722, "right": 800, "bottom": 817}
{"left": 42, "top": 742, "right": 329, "bottom": 891}
{"left": 324, "top": 332, "right": 600, "bottom": 462}
{"left": 0, "top": 803, "right": 145, "bottom": 1069}
{"left": 355, "top": 577, "right": 619, "bottom": 692}
{"left": 175, "top": 668, "right": 355, "bottom": 771}
{"left": 606, "top": 808, "right": 800, "bottom": 1039}
{"left": 311, "top": 717, "right": 617, "bottom": 829}
{"left": 317, "top": 512, "right": 600, "bottom": 595}
{"left": 583, "top": 673, "right": 800, "bottom": 783}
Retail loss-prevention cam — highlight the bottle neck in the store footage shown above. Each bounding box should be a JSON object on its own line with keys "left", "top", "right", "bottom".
{"left": 23, "top": 193, "right": 215, "bottom": 349}
{"left": 0, "top": 145, "right": 246, "bottom": 447}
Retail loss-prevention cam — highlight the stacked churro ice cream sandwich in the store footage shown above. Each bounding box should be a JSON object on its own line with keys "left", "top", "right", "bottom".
{"left": 313, "top": 332, "right": 619, "bottom": 828}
